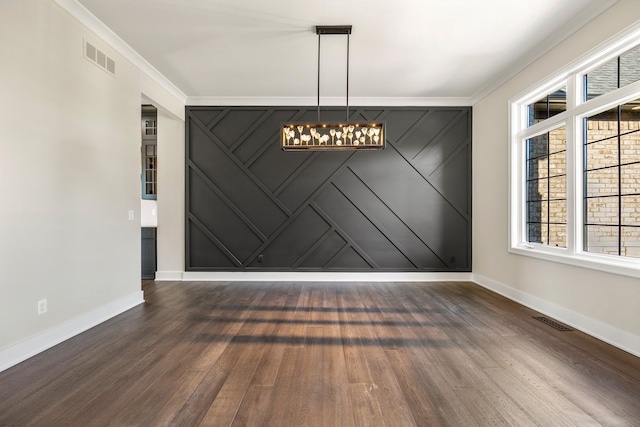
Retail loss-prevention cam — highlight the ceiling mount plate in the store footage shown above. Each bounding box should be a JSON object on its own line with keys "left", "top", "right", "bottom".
{"left": 315, "top": 25, "right": 352, "bottom": 35}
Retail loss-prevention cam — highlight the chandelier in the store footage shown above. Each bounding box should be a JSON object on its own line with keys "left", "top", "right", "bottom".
{"left": 282, "top": 25, "right": 385, "bottom": 151}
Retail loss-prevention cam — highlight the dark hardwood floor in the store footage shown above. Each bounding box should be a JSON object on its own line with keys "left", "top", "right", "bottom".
{"left": 1, "top": 280, "right": 639, "bottom": 426}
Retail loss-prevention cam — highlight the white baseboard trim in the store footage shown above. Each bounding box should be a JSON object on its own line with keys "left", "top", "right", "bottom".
{"left": 155, "top": 271, "right": 184, "bottom": 281}
{"left": 472, "top": 273, "right": 640, "bottom": 358}
{"left": 172, "top": 271, "right": 473, "bottom": 282}
{"left": 0, "top": 291, "right": 144, "bottom": 373}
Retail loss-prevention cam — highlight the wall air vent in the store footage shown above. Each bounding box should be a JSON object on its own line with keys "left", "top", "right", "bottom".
{"left": 84, "top": 39, "right": 115, "bottom": 76}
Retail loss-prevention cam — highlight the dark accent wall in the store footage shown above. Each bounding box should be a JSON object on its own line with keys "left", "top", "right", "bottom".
{"left": 185, "top": 106, "right": 471, "bottom": 271}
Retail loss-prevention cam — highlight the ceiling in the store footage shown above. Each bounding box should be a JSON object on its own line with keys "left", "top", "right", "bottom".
{"left": 76, "top": 0, "right": 618, "bottom": 104}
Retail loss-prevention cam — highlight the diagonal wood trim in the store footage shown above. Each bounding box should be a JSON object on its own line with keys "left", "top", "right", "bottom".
{"left": 428, "top": 135, "right": 471, "bottom": 179}
{"left": 189, "top": 111, "right": 293, "bottom": 217}
{"left": 242, "top": 151, "right": 358, "bottom": 266}
{"left": 309, "top": 202, "right": 378, "bottom": 269}
{"left": 188, "top": 214, "right": 243, "bottom": 267}
{"left": 244, "top": 109, "right": 308, "bottom": 169}
{"left": 324, "top": 241, "right": 355, "bottom": 269}
{"left": 386, "top": 141, "right": 469, "bottom": 221}
{"left": 229, "top": 109, "right": 275, "bottom": 153}
{"left": 291, "top": 227, "right": 340, "bottom": 268}
{"left": 411, "top": 109, "right": 468, "bottom": 161}
{"left": 392, "top": 110, "right": 432, "bottom": 146}
{"left": 274, "top": 152, "right": 320, "bottom": 196}
{"left": 331, "top": 181, "right": 419, "bottom": 269}
{"left": 346, "top": 166, "right": 449, "bottom": 267}
{"left": 203, "top": 108, "right": 229, "bottom": 130}
{"left": 189, "top": 160, "right": 268, "bottom": 242}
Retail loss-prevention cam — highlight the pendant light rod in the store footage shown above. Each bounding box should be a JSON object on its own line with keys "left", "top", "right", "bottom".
{"left": 346, "top": 32, "right": 350, "bottom": 121}
{"left": 317, "top": 34, "right": 321, "bottom": 122}
{"left": 315, "top": 25, "right": 352, "bottom": 122}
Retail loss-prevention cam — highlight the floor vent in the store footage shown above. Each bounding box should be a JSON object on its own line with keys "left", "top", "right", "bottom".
{"left": 84, "top": 40, "right": 116, "bottom": 76}
{"left": 533, "top": 316, "right": 573, "bottom": 331}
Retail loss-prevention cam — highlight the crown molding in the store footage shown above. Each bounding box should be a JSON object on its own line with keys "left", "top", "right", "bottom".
{"left": 186, "top": 96, "right": 473, "bottom": 107}
{"left": 471, "top": 0, "right": 620, "bottom": 104}
{"left": 51, "top": 0, "right": 187, "bottom": 105}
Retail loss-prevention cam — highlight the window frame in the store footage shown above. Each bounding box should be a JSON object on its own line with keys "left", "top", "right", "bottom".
{"left": 508, "top": 22, "right": 640, "bottom": 279}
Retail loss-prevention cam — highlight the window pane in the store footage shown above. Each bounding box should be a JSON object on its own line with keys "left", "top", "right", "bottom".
{"left": 528, "top": 223, "right": 547, "bottom": 244}
{"left": 525, "top": 126, "right": 566, "bottom": 246}
{"left": 549, "top": 126, "right": 566, "bottom": 153}
{"left": 528, "top": 157, "right": 548, "bottom": 180}
{"left": 584, "top": 225, "right": 618, "bottom": 255}
{"left": 620, "top": 45, "right": 640, "bottom": 88}
{"left": 621, "top": 163, "right": 640, "bottom": 195}
{"left": 621, "top": 227, "right": 640, "bottom": 258}
{"left": 549, "top": 200, "right": 567, "bottom": 224}
{"left": 586, "top": 107, "right": 619, "bottom": 143}
{"left": 144, "top": 120, "right": 157, "bottom": 136}
{"left": 527, "top": 133, "right": 548, "bottom": 159}
{"left": 549, "top": 224, "right": 566, "bottom": 247}
{"left": 586, "top": 197, "right": 619, "bottom": 225}
{"left": 526, "top": 222, "right": 566, "bottom": 247}
{"left": 586, "top": 137, "right": 618, "bottom": 170}
{"left": 584, "top": 58, "right": 618, "bottom": 101}
{"left": 620, "top": 131, "right": 640, "bottom": 164}
{"left": 620, "top": 98, "right": 640, "bottom": 164}
{"left": 528, "top": 180, "right": 546, "bottom": 202}
{"left": 527, "top": 200, "right": 546, "bottom": 224}
{"left": 549, "top": 175, "right": 566, "bottom": 200}
{"left": 586, "top": 167, "right": 619, "bottom": 197}
{"left": 527, "top": 87, "right": 566, "bottom": 127}
{"left": 549, "top": 151, "right": 566, "bottom": 176}
{"left": 622, "top": 196, "right": 640, "bottom": 226}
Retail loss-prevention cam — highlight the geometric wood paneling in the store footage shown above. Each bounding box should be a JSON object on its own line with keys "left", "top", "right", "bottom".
{"left": 186, "top": 106, "right": 471, "bottom": 271}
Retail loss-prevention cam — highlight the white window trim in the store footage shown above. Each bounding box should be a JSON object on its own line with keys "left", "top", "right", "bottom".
{"left": 508, "top": 21, "right": 640, "bottom": 280}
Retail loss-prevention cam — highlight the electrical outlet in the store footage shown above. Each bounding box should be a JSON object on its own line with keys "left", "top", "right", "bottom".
{"left": 128, "top": 210, "right": 135, "bottom": 220}
{"left": 257, "top": 254, "right": 264, "bottom": 263}
{"left": 37, "top": 299, "right": 47, "bottom": 315}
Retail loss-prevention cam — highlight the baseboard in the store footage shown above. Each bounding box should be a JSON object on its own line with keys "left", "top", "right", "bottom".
{"left": 155, "top": 271, "right": 184, "bottom": 281}
{"left": 472, "top": 273, "right": 640, "bottom": 358}
{"left": 0, "top": 291, "right": 144, "bottom": 373}
{"left": 174, "top": 271, "right": 473, "bottom": 282}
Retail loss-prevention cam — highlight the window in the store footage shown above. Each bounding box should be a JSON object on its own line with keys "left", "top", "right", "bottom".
{"left": 142, "top": 106, "right": 157, "bottom": 200}
{"left": 584, "top": 45, "right": 640, "bottom": 100}
{"left": 526, "top": 126, "right": 567, "bottom": 247}
{"left": 527, "top": 87, "right": 567, "bottom": 126}
{"left": 142, "top": 141, "right": 157, "bottom": 199}
{"left": 583, "top": 100, "right": 640, "bottom": 257}
{"left": 510, "top": 27, "right": 640, "bottom": 277}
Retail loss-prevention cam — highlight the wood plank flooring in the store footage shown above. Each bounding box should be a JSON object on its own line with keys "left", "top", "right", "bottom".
{"left": 1, "top": 280, "right": 639, "bottom": 426}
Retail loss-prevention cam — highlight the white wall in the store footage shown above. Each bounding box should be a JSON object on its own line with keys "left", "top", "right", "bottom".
{"left": 0, "top": 0, "right": 184, "bottom": 370}
{"left": 156, "top": 109, "right": 185, "bottom": 277}
{"left": 473, "top": 0, "right": 640, "bottom": 356}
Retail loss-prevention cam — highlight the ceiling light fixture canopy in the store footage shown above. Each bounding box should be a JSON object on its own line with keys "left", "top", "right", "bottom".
{"left": 282, "top": 25, "right": 385, "bottom": 151}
